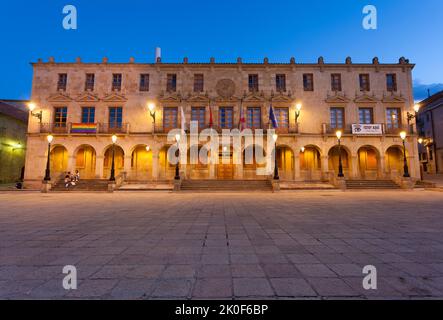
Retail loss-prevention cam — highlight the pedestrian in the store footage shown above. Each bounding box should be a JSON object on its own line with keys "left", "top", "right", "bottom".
{"left": 74, "top": 170, "right": 80, "bottom": 182}
{"left": 64, "top": 174, "right": 71, "bottom": 188}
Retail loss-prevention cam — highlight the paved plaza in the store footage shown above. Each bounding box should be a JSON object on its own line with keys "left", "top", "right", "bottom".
{"left": 1, "top": 190, "right": 443, "bottom": 299}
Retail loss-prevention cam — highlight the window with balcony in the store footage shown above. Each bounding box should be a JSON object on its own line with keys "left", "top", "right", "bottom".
{"left": 191, "top": 107, "right": 206, "bottom": 128}
{"left": 274, "top": 107, "right": 289, "bottom": 129}
{"left": 359, "top": 74, "right": 370, "bottom": 92}
{"left": 386, "top": 74, "right": 397, "bottom": 92}
{"left": 194, "top": 74, "right": 204, "bottom": 92}
{"left": 166, "top": 74, "right": 177, "bottom": 92}
{"left": 85, "top": 73, "right": 95, "bottom": 91}
{"left": 331, "top": 74, "right": 342, "bottom": 92}
{"left": 57, "top": 74, "right": 67, "bottom": 91}
{"left": 112, "top": 74, "right": 122, "bottom": 91}
{"left": 247, "top": 107, "right": 262, "bottom": 129}
{"left": 219, "top": 107, "right": 233, "bottom": 129}
{"left": 54, "top": 107, "right": 67, "bottom": 127}
{"left": 275, "top": 74, "right": 286, "bottom": 92}
{"left": 163, "top": 107, "right": 178, "bottom": 131}
{"left": 248, "top": 74, "right": 259, "bottom": 92}
{"left": 109, "top": 107, "right": 122, "bottom": 129}
{"left": 359, "top": 108, "right": 374, "bottom": 124}
{"left": 330, "top": 107, "right": 345, "bottom": 129}
{"left": 139, "top": 74, "right": 150, "bottom": 92}
{"left": 303, "top": 73, "right": 314, "bottom": 91}
{"left": 81, "top": 107, "right": 95, "bottom": 124}
{"left": 386, "top": 108, "right": 401, "bottom": 129}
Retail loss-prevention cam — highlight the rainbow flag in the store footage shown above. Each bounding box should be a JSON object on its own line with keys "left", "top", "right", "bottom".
{"left": 71, "top": 123, "right": 97, "bottom": 133}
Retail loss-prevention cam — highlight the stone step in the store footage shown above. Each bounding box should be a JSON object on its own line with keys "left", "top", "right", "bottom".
{"left": 345, "top": 180, "right": 400, "bottom": 189}
{"left": 180, "top": 179, "right": 273, "bottom": 192}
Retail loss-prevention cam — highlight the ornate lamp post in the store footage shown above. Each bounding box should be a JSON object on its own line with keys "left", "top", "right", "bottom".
{"left": 272, "top": 133, "right": 279, "bottom": 180}
{"left": 174, "top": 133, "right": 181, "bottom": 180}
{"left": 109, "top": 135, "right": 117, "bottom": 181}
{"left": 148, "top": 102, "right": 156, "bottom": 133}
{"left": 336, "top": 130, "right": 344, "bottom": 178}
{"left": 28, "top": 102, "right": 42, "bottom": 123}
{"left": 295, "top": 103, "right": 302, "bottom": 122}
{"left": 400, "top": 131, "right": 410, "bottom": 178}
{"left": 43, "top": 134, "right": 53, "bottom": 181}
{"left": 407, "top": 104, "right": 420, "bottom": 133}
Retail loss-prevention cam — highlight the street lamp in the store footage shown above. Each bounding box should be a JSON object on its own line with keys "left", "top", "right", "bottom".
{"left": 148, "top": 102, "right": 156, "bottom": 133}
{"left": 174, "top": 133, "right": 181, "bottom": 180}
{"left": 407, "top": 104, "right": 420, "bottom": 133}
{"left": 146, "top": 145, "right": 150, "bottom": 152}
{"left": 272, "top": 133, "right": 279, "bottom": 180}
{"left": 336, "top": 130, "right": 344, "bottom": 178}
{"left": 44, "top": 134, "right": 53, "bottom": 181}
{"left": 400, "top": 131, "right": 410, "bottom": 178}
{"left": 300, "top": 146, "right": 305, "bottom": 153}
{"left": 295, "top": 103, "right": 302, "bottom": 122}
{"left": 28, "top": 102, "right": 42, "bottom": 122}
{"left": 109, "top": 134, "right": 117, "bottom": 181}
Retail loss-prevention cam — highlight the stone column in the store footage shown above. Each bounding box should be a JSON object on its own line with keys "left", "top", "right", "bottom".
{"left": 152, "top": 149, "right": 159, "bottom": 180}
{"left": 379, "top": 156, "right": 386, "bottom": 179}
{"left": 321, "top": 156, "right": 329, "bottom": 181}
{"left": 351, "top": 155, "right": 359, "bottom": 179}
{"left": 233, "top": 148, "right": 243, "bottom": 179}
{"left": 96, "top": 155, "right": 104, "bottom": 179}
{"left": 294, "top": 155, "right": 301, "bottom": 179}
{"left": 124, "top": 155, "right": 132, "bottom": 179}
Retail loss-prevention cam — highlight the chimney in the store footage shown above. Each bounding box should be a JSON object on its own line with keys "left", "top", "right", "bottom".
{"left": 155, "top": 47, "right": 161, "bottom": 62}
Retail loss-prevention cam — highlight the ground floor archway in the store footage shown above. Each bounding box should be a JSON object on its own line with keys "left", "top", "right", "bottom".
{"left": 103, "top": 145, "right": 124, "bottom": 179}
{"left": 75, "top": 145, "right": 96, "bottom": 179}
{"left": 300, "top": 145, "right": 322, "bottom": 181}
{"left": 357, "top": 146, "right": 380, "bottom": 179}
{"left": 328, "top": 145, "right": 350, "bottom": 177}
{"left": 277, "top": 146, "right": 294, "bottom": 180}
{"left": 385, "top": 146, "right": 409, "bottom": 178}
{"left": 50, "top": 145, "right": 68, "bottom": 178}
{"left": 242, "top": 145, "right": 266, "bottom": 180}
{"left": 131, "top": 145, "right": 152, "bottom": 180}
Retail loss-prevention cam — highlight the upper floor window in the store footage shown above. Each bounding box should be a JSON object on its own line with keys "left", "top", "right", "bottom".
{"left": 54, "top": 107, "right": 67, "bottom": 127}
{"left": 274, "top": 107, "right": 289, "bottom": 129}
{"left": 386, "top": 74, "right": 397, "bottom": 92}
{"left": 109, "top": 107, "right": 123, "bottom": 128}
{"left": 247, "top": 107, "right": 262, "bottom": 129}
{"left": 331, "top": 74, "right": 342, "bottom": 92}
{"left": 386, "top": 108, "right": 401, "bottom": 129}
{"left": 57, "top": 74, "right": 67, "bottom": 91}
{"left": 85, "top": 73, "right": 95, "bottom": 91}
{"left": 112, "top": 74, "right": 122, "bottom": 91}
{"left": 191, "top": 107, "right": 206, "bottom": 128}
{"left": 359, "top": 108, "right": 374, "bottom": 124}
{"left": 139, "top": 74, "right": 150, "bottom": 92}
{"left": 359, "top": 74, "right": 370, "bottom": 91}
{"left": 81, "top": 107, "right": 95, "bottom": 124}
{"left": 194, "top": 74, "right": 204, "bottom": 92}
{"left": 303, "top": 74, "right": 314, "bottom": 91}
{"left": 330, "top": 107, "right": 345, "bottom": 129}
{"left": 248, "top": 74, "right": 259, "bottom": 92}
{"left": 167, "top": 74, "right": 177, "bottom": 92}
{"left": 275, "top": 74, "right": 286, "bottom": 92}
{"left": 163, "top": 107, "right": 178, "bottom": 130}
{"left": 219, "top": 107, "right": 234, "bottom": 129}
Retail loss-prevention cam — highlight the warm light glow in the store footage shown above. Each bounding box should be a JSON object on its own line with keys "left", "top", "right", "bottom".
{"left": 223, "top": 146, "right": 227, "bottom": 152}
{"left": 400, "top": 131, "right": 407, "bottom": 140}
{"left": 392, "top": 114, "right": 397, "bottom": 120}
{"left": 111, "top": 135, "right": 118, "bottom": 144}
{"left": 28, "top": 102, "right": 36, "bottom": 111}
{"left": 146, "top": 145, "right": 150, "bottom": 151}
{"left": 414, "top": 104, "right": 420, "bottom": 113}
{"left": 296, "top": 103, "right": 302, "bottom": 112}
{"left": 300, "top": 146, "right": 305, "bottom": 153}
{"left": 336, "top": 130, "right": 342, "bottom": 140}
{"left": 148, "top": 102, "right": 155, "bottom": 112}
{"left": 175, "top": 133, "right": 181, "bottom": 142}
{"left": 272, "top": 133, "right": 278, "bottom": 141}
{"left": 418, "top": 138, "right": 424, "bottom": 144}
{"left": 47, "top": 134, "right": 53, "bottom": 143}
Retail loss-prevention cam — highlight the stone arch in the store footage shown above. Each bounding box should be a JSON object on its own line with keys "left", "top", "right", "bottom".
{"left": 73, "top": 144, "right": 96, "bottom": 179}
{"left": 276, "top": 144, "right": 295, "bottom": 181}
{"left": 328, "top": 144, "right": 351, "bottom": 177}
{"left": 357, "top": 145, "right": 381, "bottom": 179}
{"left": 158, "top": 145, "right": 175, "bottom": 180}
{"left": 385, "top": 145, "right": 409, "bottom": 178}
{"left": 300, "top": 144, "right": 322, "bottom": 181}
{"left": 50, "top": 145, "right": 68, "bottom": 178}
{"left": 131, "top": 144, "right": 152, "bottom": 180}
{"left": 103, "top": 144, "right": 125, "bottom": 179}
{"left": 242, "top": 144, "right": 267, "bottom": 180}
{"left": 187, "top": 144, "right": 210, "bottom": 179}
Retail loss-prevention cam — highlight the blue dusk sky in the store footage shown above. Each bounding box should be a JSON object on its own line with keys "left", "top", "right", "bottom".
{"left": 0, "top": 0, "right": 442, "bottom": 101}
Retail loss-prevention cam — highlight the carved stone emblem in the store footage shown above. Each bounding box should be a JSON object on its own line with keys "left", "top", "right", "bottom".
{"left": 215, "top": 79, "right": 236, "bottom": 98}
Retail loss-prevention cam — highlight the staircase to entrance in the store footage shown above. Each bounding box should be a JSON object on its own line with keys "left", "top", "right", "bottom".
{"left": 51, "top": 179, "right": 109, "bottom": 191}
{"left": 345, "top": 180, "right": 400, "bottom": 190}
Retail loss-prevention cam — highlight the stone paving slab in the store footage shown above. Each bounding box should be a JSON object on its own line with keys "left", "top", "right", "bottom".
{"left": 1, "top": 191, "right": 443, "bottom": 299}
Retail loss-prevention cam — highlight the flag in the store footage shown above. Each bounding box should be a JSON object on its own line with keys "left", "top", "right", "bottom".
{"left": 239, "top": 100, "right": 245, "bottom": 130}
{"left": 180, "top": 106, "right": 186, "bottom": 132}
{"left": 209, "top": 105, "right": 213, "bottom": 128}
{"left": 269, "top": 105, "right": 278, "bottom": 128}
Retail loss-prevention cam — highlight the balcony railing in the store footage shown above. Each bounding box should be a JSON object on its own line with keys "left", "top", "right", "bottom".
{"left": 322, "top": 124, "right": 353, "bottom": 135}
{"left": 98, "top": 123, "right": 128, "bottom": 134}
{"left": 40, "top": 123, "right": 68, "bottom": 134}
{"left": 383, "top": 124, "right": 413, "bottom": 135}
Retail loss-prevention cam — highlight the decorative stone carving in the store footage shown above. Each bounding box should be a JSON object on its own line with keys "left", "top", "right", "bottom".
{"left": 215, "top": 79, "right": 236, "bottom": 98}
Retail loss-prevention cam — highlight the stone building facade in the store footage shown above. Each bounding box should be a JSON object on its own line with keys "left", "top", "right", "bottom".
{"left": 24, "top": 56, "right": 420, "bottom": 188}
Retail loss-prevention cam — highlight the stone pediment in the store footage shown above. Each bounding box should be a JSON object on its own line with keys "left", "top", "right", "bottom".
{"left": 187, "top": 93, "right": 210, "bottom": 103}
{"left": 75, "top": 92, "right": 100, "bottom": 102}
{"left": 271, "top": 93, "right": 294, "bottom": 103}
{"left": 325, "top": 92, "right": 350, "bottom": 104}
{"left": 354, "top": 93, "right": 379, "bottom": 103}
{"left": 243, "top": 92, "right": 266, "bottom": 103}
{"left": 47, "top": 92, "right": 72, "bottom": 102}
{"left": 102, "top": 92, "right": 127, "bottom": 102}
{"left": 213, "top": 95, "right": 240, "bottom": 103}
{"left": 158, "top": 92, "right": 182, "bottom": 103}
{"left": 382, "top": 93, "right": 406, "bottom": 103}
